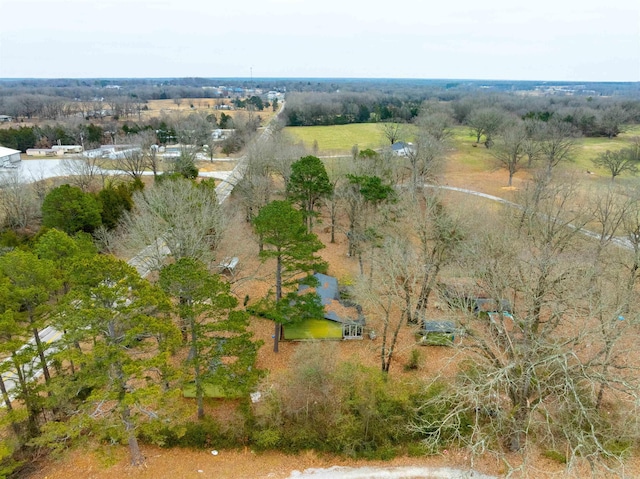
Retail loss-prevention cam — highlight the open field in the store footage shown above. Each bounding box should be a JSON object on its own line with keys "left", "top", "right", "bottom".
{"left": 140, "top": 98, "right": 278, "bottom": 125}
{"left": 285, "top": 123, "right": 387, "bottom": 153}
{"left": 286, "top": 123, "right": 640, "bottom": 187}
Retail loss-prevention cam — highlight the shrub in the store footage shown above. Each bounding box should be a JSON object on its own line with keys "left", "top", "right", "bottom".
{"left": 542, "top": 449, "right": 567, "bottom": 464}
{"left": 252, "top": 429, "right": 281, "bottom": 450}
{"left": 404, "top": 349, "right": 421, "bottom": 371}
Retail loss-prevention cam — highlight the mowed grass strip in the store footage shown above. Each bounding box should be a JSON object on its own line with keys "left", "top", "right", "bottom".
{"left": 285, "top": 123, "right": 387, "bottom": 153}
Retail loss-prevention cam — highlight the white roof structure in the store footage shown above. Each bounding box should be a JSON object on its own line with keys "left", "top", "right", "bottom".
{"left": 0, "top": 146, "right": 21, "bottom": 157}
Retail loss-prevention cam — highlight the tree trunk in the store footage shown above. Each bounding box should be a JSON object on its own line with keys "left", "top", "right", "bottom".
{"left": 274, "top": 255, "right": 282, "bottom": 353}
{"left": 415, "top": 262, "right": 440, "bottom": 323}
{"left": 191, "top": 317, "right": 204, "bottom": 420}
{"left": 122, "top": 404, "right": 145, "bottom": 466}
{"left": 32, "top": 327, "right": 51, "bottom": 384}
{"left": 0, "top": 375, "right": 12, "bottom": 412}
{"left": 12, "top": 354, "right": 39, "bottom": 436}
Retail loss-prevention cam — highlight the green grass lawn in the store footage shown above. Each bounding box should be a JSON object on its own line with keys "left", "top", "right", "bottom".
{"left": 284, "top": 123, "right": 388, "bottom": 153}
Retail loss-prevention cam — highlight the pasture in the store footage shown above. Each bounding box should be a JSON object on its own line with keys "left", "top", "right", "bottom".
{"left": 287, "top": 122, "right": 640, "bottom": 187}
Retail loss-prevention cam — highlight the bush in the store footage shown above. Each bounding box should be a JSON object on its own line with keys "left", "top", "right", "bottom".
{"left": 251, "top": 344, "right": 421, "bottom": 457}
{"left": 252, "top": 429, "right": 281, "bottom": 450}
{"left": 404, "top": 349, "right": 421, "bottom": 371}
{"left": 542, "top": 449, "right": 567, "bottom": 464}
{"left": 141, "top": 417, "right": 246, "bottom": 450}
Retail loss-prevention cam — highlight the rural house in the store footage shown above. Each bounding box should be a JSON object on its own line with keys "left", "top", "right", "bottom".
{"left": 281, "top": 273, "right": 365, "bottom": 341}
{"left": 390, "top": 141, "right": 415, "bottom": 157}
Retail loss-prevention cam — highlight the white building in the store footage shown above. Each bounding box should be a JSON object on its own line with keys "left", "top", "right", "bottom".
{"left": 26, "top": 148, "right": 62, "bottom": 157}
{"left": 390, "top": 142, "right": 415, "bottom": 157}
{"left": 0, "top": 146, "right": 21, "bottom": 168}
{"left": 52, "top": 145, "right": 83, "bottom": 153}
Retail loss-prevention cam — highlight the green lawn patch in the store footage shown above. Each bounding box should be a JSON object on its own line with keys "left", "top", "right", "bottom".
{"left": 282, "top": 318, "right": 343, "bottom": 340}
{"left": 285, "top": 124, "right": 388, "bottom": 153}
{"left": 182, "top": 382, "right": 243, "bottom": 399}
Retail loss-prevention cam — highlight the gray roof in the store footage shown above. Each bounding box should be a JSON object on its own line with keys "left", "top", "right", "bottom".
{"left": 298, "top": 273, "right": 363, "bottom": 325}
{"left": 391, "top": 142, "right": 409, "bottom": 151}
{"left": 422, "top": 320, "right": 456, "bottom": 333}
{"left": 299, "top": 272, "right": 339, "bottom": 306}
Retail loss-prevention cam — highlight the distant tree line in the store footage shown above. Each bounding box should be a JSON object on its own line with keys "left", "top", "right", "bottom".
{"left": 283, "top": 90, "right": 640, "bottom": 138}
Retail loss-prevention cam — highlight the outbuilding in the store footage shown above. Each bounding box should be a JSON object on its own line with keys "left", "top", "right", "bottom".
{"left": 281, "top": 273, "right": 365, "bottom": 341}
{"left": 417, "top": 320, "right": 457, "bottom": 346}
{"left": 0, "top": 146, "right": 21, "bottom": 168}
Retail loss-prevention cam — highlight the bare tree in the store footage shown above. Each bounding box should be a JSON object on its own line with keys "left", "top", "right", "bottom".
{"left": 118, "top": 148, "right": 148, "bottom": 181}
{"left": 403, "top": 191, "right": 465, "bottom": 323}
{"left": 538, "top": 119, "right": 578, "bottom": 178}
{"left": 61, "top": 156, "right": 110, "bottom": 192}
{"left": 592, "top": 148, "right": 638, "bottom": 182}
{"left": 466, "top": 107, "right": 507, "bottom": 146}
{"left": 415, "top": 103, "right": 454, "bottom": 142}
{"left": 120, "top": 177, "right": 226, "bottom": 270}
{"left": 380, "top": 120, "right": 406, "bottom": 145}
{"left": 354, "top": 236, "right": 422, "bottom": 373}
{"left": 269, "top": 130, "right": 308, "bottom": 190}
{"left": 404, "top": 132, "right": 445, "bottom": 192}
{"left": 414, "top": 179, "right": 640, "bottom": 474}
{"left": 235, "top": 143, "right": 274, "bottom": 222}
{"left": 600, "top": 105, "right": 629, "bottom": 139}
{"left": 492, "top": 122, "right": 528, "bottom": 186}
{"left": 0, "top": 172, "right": 41, "bottom": 229}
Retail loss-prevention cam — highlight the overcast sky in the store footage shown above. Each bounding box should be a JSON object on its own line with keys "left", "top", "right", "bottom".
{"left": 1, "top": 0, "right": 638, "bottom": 81}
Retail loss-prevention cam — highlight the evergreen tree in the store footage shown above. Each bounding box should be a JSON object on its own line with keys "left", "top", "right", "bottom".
{"left": 287, "top": 156, "right": 333, "bottom": 231}
{"left": 253, "top": 201, "right": 327, "bottom": 352}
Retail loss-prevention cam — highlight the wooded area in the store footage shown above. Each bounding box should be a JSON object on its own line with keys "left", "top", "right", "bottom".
{"left": 1, "top": 78, "right": 640, "bottom": 478}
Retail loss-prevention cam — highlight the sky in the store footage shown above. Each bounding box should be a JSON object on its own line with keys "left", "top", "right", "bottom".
{"left": 1, "top": 0, "right": 639, "bottom": 81}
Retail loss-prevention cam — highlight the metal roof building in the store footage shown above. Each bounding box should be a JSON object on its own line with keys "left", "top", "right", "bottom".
{"left": 0, "top": 146, "right": 21, "bottom": 168}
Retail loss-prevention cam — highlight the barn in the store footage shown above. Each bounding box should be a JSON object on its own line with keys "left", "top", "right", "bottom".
{"left": 281, "top": 273, "right": 365, "bottom": 341}
{"left": 0, "top": 146, "right": 21, "bottom": 168}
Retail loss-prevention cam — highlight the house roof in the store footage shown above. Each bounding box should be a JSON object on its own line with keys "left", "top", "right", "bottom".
{"left": 0, "top": 146, "right": 21, "bottom": 157}
{"left": 298, "top": 273, "right": 363, "bottom": 325}
{"left": 391, "top": 142, "right": 409, "bottom": 151}
{"left": 422, "top": 320, "right": 456, "bottom": 333}
{"left": 299, "top": 272, "right": 339, "bottom": 306}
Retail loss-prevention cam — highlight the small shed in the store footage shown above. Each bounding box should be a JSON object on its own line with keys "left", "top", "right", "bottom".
{"left": 0, "top": 146, "right": 21, "bottom": 168}
{"left": 282, "top": 273, "right": 365, "bottom": 341}
{"left": 473, "top": 298, "right": 512, "bottom": 315}
{"left": 418, "top": 320, "right": 456, "bottom": 346}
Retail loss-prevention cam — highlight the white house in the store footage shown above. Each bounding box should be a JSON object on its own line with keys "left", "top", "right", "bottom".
{"left": 52, "top": 145, "right": 83, "bottom": 154}
{"left": 26, "top": 148, "right": 62, "bottom": 157}
{"left": 390, "top": 141, "right": 415, "bottom": 157}
{"left": 0, "top": 146, "right": 21, "bottom": 168}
